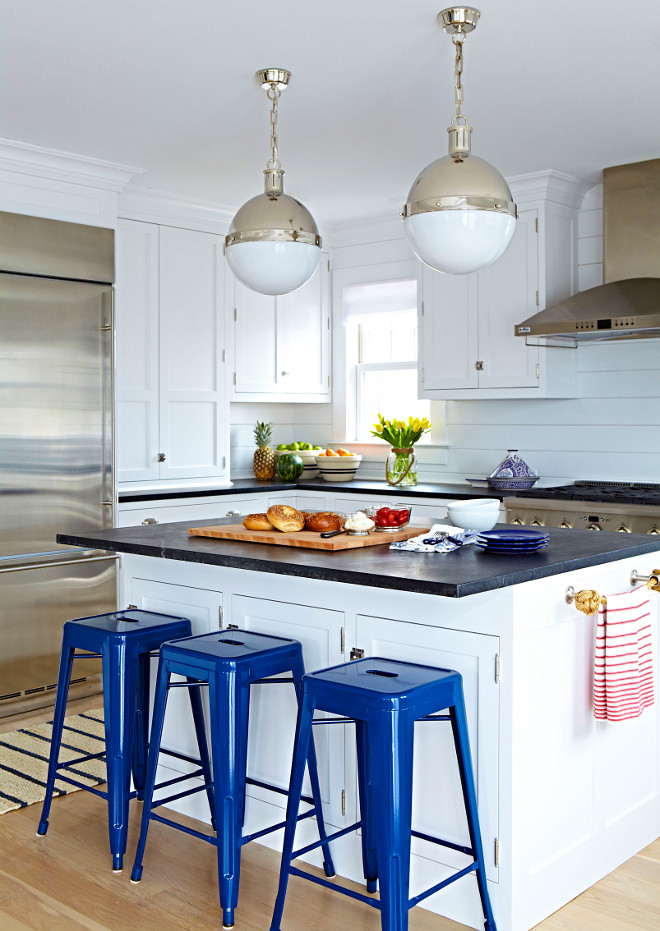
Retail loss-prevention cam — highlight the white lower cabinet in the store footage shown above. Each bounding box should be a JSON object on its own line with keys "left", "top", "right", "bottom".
{"left": 116, "top": 492, "right": 299, "bottom": 528}
{"left": 230, "top": 595, "right": 346, "bottom": 832}
{"left": 353, "top": 615, "right": 500, "bottom": 893}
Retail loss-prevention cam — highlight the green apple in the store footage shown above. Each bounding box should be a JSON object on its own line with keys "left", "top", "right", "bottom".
{"left": 287, "top": 442, "right": 299, "bottom": 450}
{"left": 300, "top": 442, "right": 311, "bottom": 450}
{"left": 312, "top": 445, "right": 321, "bottom": 450}
{"left": 276, "top": 443, "right": 287, "bottom": 450}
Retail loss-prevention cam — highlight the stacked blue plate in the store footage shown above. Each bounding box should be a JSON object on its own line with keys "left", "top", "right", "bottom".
{"left": 476, "top": 528, "right": 549, "bottom": 555}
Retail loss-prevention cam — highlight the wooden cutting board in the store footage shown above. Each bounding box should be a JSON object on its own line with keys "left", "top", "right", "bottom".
{"left": 188, "top": 523, "right": 429, "bottom": 551}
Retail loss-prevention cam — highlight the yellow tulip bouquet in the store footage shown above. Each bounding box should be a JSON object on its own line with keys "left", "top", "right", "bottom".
{"left": 371, "top": 414, "right": 431, "bottom": 485}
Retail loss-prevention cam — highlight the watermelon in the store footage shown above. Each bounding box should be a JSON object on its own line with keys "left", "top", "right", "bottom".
{"left": 276, "top": 452, "right": 304, "bottom": 481}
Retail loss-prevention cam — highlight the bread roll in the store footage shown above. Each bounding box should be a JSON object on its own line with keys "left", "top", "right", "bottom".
{"left": 304, "top": 512, "right": 342, "bottom": 532}
{"left": 266, "top": 504, "right": 305, "bottom": 533}
{"left": 242, "top": 513, "right": 273, "bottom": 531}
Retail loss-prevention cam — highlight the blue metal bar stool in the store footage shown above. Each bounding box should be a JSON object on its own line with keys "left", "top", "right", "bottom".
{"left": 270, "top": 657, "right": 497, "bottom": 931}
{"left": 37, "top": 609, "right": 212, "bottom": 873}
{"left": 130, "top": 628, "right": 336, "bottom": 930}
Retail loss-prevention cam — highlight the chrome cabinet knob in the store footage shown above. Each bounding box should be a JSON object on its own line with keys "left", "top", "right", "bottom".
{"left": 226, "top": 509, "right": 241, "bottom": 517}
{"left": 157, "top": 452, "right": 166, "bottom": 462}
{"left": 142, "top": 517, "right": 158, "bottom": 525}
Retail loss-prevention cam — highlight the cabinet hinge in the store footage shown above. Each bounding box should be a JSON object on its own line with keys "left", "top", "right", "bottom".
{"left": 421, "top": 300, "right": 424, "bottom": 316}
{"left": 350, "top": 647, "right": 365, "bottom": 661}
{"left": 341, "top": 789, "right": 346, "bottom": 817}
{"left": 234, "top": 307, "right": 237, "bottom": 321}
{"left": 327, "top": 258, "right": 330, "bottom": 272}
{"left": 218, "top": 605, "right": 223, "bottom": 628}
{"left": 327, "top": 316, "right": 331, "bottom": 330}
{"left": 475, "top": 360, "right": 484, "bottom": 371}
{"left": 421, "top": 368, "right": 424, "bottom": 383}
{"left": 233, "top": 372, "right": 237, "bottom": 385}
{"left": 328, "top": 374, "right": 331, "bottom": 388}
{"left": 494, "top": 837, "right": 500, "bottom": 868}
{"left": 536, "top": 363, "right": 540, "bottom": 380}
{"left": 222, "top": 349, "right": 226, "bottom": 363}
{"left": 536, "top": 290, "right": 539, "bottom": 306}
{"left": 222, "top": 455, "right": 226, "bottom": 469}
{"left": 100, "top": 324, "right": 112, "bottom": 332}
{"left": 535, "top": 217, "right": 538, "bottom": 233}
{"left": 495, "top": 654, "right": 501, "bottom": 684}
{"left": 340, "top": 627, "right": 346, "bottom": 654}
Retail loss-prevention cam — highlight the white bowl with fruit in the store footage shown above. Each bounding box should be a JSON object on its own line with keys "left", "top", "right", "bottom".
{"left": 315, "top": 449, "right": 362, "bottom": 482}
{"left": 276, "top": 442, "right": 323, "bottom": 479}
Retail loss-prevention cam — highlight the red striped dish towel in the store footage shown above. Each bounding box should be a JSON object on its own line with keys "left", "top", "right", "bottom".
{"left": 593, "top": 588, "right": 654, "bottom": 722}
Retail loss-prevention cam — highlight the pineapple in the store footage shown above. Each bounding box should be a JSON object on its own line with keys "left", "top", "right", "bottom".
{"left": 253, "top": 421, "right": 276, "bottom": 480}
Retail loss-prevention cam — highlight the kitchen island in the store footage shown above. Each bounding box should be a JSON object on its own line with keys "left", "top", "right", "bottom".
{"left": 58, "top": 519, "right": 660, "bottom": 931}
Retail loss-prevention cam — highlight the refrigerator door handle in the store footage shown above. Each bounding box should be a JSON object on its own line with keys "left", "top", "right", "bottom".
{"left": 0, "top": 552, "right": 119, "bottom": 574}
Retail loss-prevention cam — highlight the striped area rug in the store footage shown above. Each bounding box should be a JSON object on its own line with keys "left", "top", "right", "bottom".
{"left": 0, "top": 709, "right": 107, "bottom": 815}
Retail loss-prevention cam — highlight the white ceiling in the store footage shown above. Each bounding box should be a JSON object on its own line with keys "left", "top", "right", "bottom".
{"left": 2, "top": 0, "right": 659, "bottom": 227}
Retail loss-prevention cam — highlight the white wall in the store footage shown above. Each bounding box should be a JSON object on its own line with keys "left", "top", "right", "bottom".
{"left": 231, "top": 182, "right": 660, "bottom": 485}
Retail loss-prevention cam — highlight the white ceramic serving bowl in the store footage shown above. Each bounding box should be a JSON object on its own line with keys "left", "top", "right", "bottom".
{"left": 315, "top": 454, "right": 362, "bottom": 483}
{"left": 446, "top": 498, "right": 500, "bottom": 532}
{"left": 275, "top": 448, "right": 320, "bottom": 480}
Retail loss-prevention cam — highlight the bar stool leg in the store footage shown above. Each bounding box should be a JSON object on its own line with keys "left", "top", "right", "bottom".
{"left": 449, "top": 701, "right": 497, "bottom": 931}
{"left": 37, "top": 635, "right": 75, "bottom": 837}
{"left": 356, "top": 720, "right": 378, "bottom": 893}
{"left": 290, "top": 654, "right": 335, "bottom": 878}
{"left": 130, "top": 657, "right": 172, "bottom": 883}
{"left": 269, "top": 691, "right": 316, "bottom": 931}
{"left": 103, "top": 641, "right": 136, "bottom": 872}
{"left": 210, "top": 674, "right": 248, "bottom": 929}
{"left": 132, "top": 651, "right": 151, "bottom": 799}
{"left": 371, "top": 711, "right": 415, "bottom": 931}
{"left": 187, "top": 676, "right": 216, "bottom": 827}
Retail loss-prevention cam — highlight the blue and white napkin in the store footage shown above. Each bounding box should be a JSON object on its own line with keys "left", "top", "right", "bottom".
{"left": 390, "top": 523, "right": 480, "bottom": 554}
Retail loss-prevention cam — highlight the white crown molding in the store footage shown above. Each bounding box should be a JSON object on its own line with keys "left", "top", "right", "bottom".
{"left": 508, "top": 169, "right": 593, "bottom": 210}
{"left": 118, "top": 185, "right": 235, "bottom": 233}
{"left": 0, "top": 138, "right": 142, "bottom": 191}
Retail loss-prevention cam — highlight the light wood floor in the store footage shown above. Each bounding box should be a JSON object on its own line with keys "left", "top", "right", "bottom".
{"left": 2, "top": 699, "right": 659, "bottom": 930}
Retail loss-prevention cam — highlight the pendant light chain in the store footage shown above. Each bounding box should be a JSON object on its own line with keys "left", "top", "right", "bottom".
{"left": 267, "top": 84, "right": 281, "bottom": 170}
{"left": 452, "top": 29, "right": 467, "bottom": 126}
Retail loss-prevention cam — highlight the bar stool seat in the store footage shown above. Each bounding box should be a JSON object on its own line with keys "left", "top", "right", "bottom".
{"left": 270, "top": 656, "right": 497, "bottom": 931}
{"left": 130, "top": 628, "right": 335, "bottom": 930}
{"left": 36, "top": 609, "right": 208, "bottom": 872}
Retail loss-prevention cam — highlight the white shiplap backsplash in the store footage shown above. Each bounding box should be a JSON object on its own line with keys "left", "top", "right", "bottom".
{"left": 231, "top": 182, "right": 660, "bottom": 485}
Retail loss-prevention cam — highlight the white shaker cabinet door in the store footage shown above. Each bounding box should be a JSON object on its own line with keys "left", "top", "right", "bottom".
{"left": 418, "top": 264, "right": 479, "bottom": 392}
{"left": 115, "top": 220, "right": 160, "bottom": 482}
{"left": 354, "top": 615, "right": 500, "bottom": 887}
{"left": 477, "top": 209, "right": 539, "bottom": 390}
{"left": 158, "top": 226, "right": 226, "bottom": 480}
{"left": 233, "top": 280, "right": 279, "bottom": 393}
{"left": 277, "top": 260, "right": 329, "bottom": 396}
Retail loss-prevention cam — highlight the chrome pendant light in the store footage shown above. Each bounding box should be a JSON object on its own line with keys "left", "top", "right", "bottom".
{"left": 403, "top": 8, "right": 517, "bottom": 275}
{"left": 225, "top": 68, "right": 321, "bottom": 296}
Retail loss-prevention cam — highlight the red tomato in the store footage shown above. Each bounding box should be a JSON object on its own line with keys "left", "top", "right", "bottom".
{"left": 396, "top": 511, "right": 409, "bottom": 524}
{"left": 388, "top": 512, "right": 399, "bottom": 526}
{"left": 377, "top": 507, "right": 390, "bottom": 517}
{"left": 376, "top": 515, "right": 389, "bottom": 527}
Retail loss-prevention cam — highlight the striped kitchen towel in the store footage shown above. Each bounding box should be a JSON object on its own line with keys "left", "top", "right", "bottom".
{"left": 593, "top": 588, "right": 654, "bottom": 722}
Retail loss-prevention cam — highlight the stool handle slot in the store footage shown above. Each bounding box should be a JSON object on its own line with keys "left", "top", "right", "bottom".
{"left": 366, "top": 669, "right": 399, "bottom": 678}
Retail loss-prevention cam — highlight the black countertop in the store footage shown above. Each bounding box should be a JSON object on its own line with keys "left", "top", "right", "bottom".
{"left": 58, "top": 519, "right": 660, "bottom": 599}
{"left": 118, "top": 478, "right": 498, "bottom": 503}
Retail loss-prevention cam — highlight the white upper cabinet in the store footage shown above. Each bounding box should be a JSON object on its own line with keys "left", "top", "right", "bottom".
{"left": 230, "top": 254, "right": 330, "bottom": 402}
{"left": 418, "top": 171, "right": 587, "bottom": 400}
{"left": 115, "top": 219, "right": 228, "bottom": 484}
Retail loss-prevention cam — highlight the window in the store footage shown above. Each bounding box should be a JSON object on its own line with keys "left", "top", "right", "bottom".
{"left": 343, "top": 278, "right": 430, "bottom": 442}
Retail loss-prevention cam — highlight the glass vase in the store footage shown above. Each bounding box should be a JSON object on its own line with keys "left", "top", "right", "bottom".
{"left": 386, "top": 447, "right": 417, "bottom": 486}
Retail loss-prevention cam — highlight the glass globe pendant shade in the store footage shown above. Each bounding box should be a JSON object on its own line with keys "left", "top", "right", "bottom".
{"left": 225, "top": 177, "right": 322, "bottom": 296}
{"left": 403, "top": 154, "right": 517, "bottom": 275}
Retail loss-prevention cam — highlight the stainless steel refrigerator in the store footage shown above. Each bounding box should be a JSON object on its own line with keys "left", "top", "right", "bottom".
{"left": 0, "top": 211, "right": 117, "bottom": 717}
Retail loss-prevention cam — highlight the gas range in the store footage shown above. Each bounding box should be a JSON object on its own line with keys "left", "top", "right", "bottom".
{"left": 504, "top": 481, "right": 660, "bottom": 535}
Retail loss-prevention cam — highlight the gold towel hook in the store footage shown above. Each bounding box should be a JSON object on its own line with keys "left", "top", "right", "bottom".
{"left": 565, "top": 587, "right": 606, "bottom": 615}
{"left": 630, "top": 568, "right": 660, "bottom": 591}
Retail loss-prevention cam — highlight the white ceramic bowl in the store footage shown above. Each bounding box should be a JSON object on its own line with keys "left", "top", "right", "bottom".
{"left": 276, "top": 448, "right": 320, "bottom": 480}
{"left": 446, "top": 498, "right": 500, "bottom": 532}
{"left": 315, "top": 454, "right": 362, "bottom": 483}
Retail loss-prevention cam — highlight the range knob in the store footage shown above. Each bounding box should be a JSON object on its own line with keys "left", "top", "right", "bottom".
{"left": 616, "top": 524, "right": 632, "bottom": 533}
{"left": 586, "top": 523, "right": 602, "bottom": 530}
{"left": 648, "top": 527, "right": 660, "bottom": 536}
{"left": 558, "top": 519, "right": 572, "bottom": 529}
{"left": 530, "top": 519, "right": 544, "bottom": 527}
{"left": 510, "top": 517, "right": 523, "bottom": 525}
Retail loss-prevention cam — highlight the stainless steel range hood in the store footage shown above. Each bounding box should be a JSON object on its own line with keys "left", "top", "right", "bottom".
{"left": 516, "top": 158, "right": 660, "bottom": 342}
